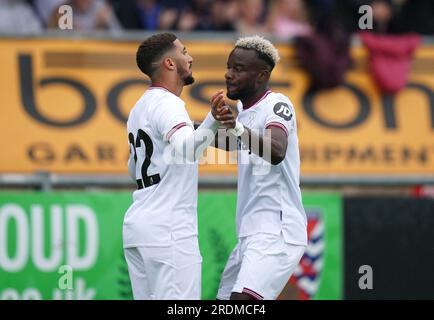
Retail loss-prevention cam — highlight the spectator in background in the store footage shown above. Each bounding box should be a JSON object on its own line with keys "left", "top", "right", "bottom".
{"left": 0, "top": 0, "right": 42, "bottom": 32}
{"left": 111, "top": 0, "right": 184, "bottom": 30}
{"left": 329, "top": 0, "right": 364, "bottom": 33}
{"left": 371, "top": 0, "right": 394, "bottom": 33}
{"left": 294, "top": 0, "right": 352, "bottom": 90}
{"left": 235, "top": 0, "right": 267, "bottom": 35}
{"left": 194, "top": 0, "right": 237, "bottom": 31}
{"left": 266, "top": 0, "right": 312, "bottom": 40}
{"left": 48, "top": 0, "right": 121, "bottom": 31}
{"left": 175, "top": 6, "right": 199, "bottom": 31}
{"left": 175, "top": 0, "right": 209, "bottom": 31}
{"left": 112, "top": 0, "right": 211, "bottom": 32}
{"left": 33, "top": 0, "right": 65, "bottom": 27}
{"left": 330, "top": 0, "right": 433, "bottom": 35}
{"left": 358, "top": 0, "right": 422, "bottom": 94}
{"left": 133, "top": 0, "right": 163, "bottom": 30}
{"left": 387, "top": 0, "right": 434, "bottom": 35}
{"left": 159, "top": 0, "right": 189, "bottom": 30}
{"left": 170, "top": 0, "right": 236, "bottom": 32}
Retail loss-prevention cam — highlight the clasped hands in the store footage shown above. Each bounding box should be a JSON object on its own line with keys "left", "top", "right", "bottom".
{"left": 210, "top": 90, "right": 236, "bottom": 129}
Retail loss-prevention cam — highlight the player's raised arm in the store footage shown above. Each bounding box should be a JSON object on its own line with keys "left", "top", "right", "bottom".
{"left": 211, "top": 90, "right": 288, "bottom": 164}
{"left": 168, "top": 111, "right": 220, "bottom": 162}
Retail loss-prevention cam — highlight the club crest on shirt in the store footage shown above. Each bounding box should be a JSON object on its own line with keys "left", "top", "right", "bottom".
{"left": 273, "top": 102, "right": 292, "bottom": 121}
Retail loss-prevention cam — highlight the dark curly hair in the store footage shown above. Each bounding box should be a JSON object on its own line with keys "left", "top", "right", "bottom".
{"left": 136, "top": 33, "right": 177, "bottom": 78}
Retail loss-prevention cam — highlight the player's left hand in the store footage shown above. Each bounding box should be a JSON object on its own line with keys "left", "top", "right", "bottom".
{"left": 210, "top": 90, "right": 236, "bottom": 128}
{"left": 211, "top": 91, "right": 235, "bottom": 128}
{"left": 210, "top": 90, "right": 226, "bottom": 117}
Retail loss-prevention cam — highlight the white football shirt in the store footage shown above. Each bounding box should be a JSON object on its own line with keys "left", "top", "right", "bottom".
{"left": 123, "top": 87, "right": 198, "bottom": 248}
{"left": 235, "top": 90, "right": 307, "bottom": 246}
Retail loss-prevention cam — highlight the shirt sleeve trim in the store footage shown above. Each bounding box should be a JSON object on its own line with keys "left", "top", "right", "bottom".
{"left": 265, "top": 121, "right": 289, "bottom": 136}
{"left": 166, "top": 122, "right": 188, "bottom": 141}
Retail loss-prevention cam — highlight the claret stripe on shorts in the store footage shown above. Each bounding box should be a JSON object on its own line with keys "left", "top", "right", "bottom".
{"left": 242, "top": 287, "right": 264, "bottom": 300}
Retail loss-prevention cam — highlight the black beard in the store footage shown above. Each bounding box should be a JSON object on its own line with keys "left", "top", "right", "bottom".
{"left": 176, "top": 60, "right": 194, "bottom": 86}
{"left": 183, "top": 74, "right": 195, "bottom": 86}
{"left": 227, "top": 87, "right": 250, "bottom": 101}
{"left": 226, "top": 90, "right": 239, "bottom": 100}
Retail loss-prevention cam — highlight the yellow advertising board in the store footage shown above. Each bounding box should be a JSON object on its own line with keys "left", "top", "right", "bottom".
{"left": 0, "top": 38, "right": 433, "bottom": 176}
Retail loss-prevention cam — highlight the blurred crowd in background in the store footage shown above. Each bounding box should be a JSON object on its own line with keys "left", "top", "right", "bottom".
{"left": 0, "top": 0, "right": 433, "bottom": 37}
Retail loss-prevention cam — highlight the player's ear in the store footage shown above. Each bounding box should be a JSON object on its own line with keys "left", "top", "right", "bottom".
{"left": 258, "top": 69, "right": 270, "bottom": 83}
{"left": 163, "top": 57, "right": 176, "bottom": 71}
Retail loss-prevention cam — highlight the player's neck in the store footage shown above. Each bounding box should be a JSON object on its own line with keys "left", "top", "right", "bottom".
{"left": 152, "top": 75, "right": 183, "bottom": 97}
{"left": 241, "top": 88, "right": 270, "bottom": 110}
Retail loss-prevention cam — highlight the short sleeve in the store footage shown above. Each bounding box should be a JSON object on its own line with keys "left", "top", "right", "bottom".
{"left": 263, "top": 98, "right": 296, "bottom": 136}
{"left": 153, "top": 95, "right": 193, "bottom": 141}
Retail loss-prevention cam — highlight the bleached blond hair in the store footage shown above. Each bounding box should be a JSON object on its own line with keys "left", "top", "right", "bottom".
{"left": 235, "top": 35, "right": 280, "bottom": 68}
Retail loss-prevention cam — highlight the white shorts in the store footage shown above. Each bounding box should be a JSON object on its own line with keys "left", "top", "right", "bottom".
{"left": 217, "top": 233, "right": 305, "bottom": 300}
{"left": 124, "top": 236, "right": 202, "bottom": 300}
